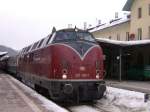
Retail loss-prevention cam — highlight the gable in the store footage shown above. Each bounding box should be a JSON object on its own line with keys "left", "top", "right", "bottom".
{"left": 123, "top": 0, "right": 135, "bottom": 11}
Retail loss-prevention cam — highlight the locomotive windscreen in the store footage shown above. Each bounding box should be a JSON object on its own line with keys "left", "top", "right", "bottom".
{"left": 53, "top": 30, "right": 96, "bottom": 43}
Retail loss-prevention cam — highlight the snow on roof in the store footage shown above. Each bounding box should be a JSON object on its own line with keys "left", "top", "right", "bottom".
{"left": 96, "top": 38, "right": 150, "bottom": 46}
{"left": 89, "top": 18, "right": 130, "bottom": 33}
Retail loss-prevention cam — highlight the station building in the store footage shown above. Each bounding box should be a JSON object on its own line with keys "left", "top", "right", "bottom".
{"left": 89, "top": 0, "right": 150, "bottom": 81}
{"left": 91, "top": 0, "right": 150, "bottom": 41}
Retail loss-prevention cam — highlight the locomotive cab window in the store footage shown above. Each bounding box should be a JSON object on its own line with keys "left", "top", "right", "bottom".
{"left": 53, "top": 31, "right": 76, "bottom": 42}
{"left": 53, "top": 30, "right": 96, "bottom": 43}
{"left": 76, "top": 32, "right": 95, "bottom": 42}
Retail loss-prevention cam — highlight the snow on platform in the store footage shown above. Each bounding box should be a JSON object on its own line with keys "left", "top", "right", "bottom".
{"left": 10, "top": 76, "right": 68, "bottom": 112}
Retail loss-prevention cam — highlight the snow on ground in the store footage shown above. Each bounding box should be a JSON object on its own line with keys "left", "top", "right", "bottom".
{"left": 10, "top": 76, "right": 69, "bottom": 112}
{"left": 69, "top": 105, "right": 100, "bottom": 112}
{"left": 10, "top": 76, "right": 150, "bottom": 112}
{"left": 96, "top": 87, "right": 150, "bottom": 112}
{"left": 69, "top": 87, "right": 150, "bottom": 112}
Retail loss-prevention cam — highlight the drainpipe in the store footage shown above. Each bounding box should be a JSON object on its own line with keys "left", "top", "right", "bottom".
{"left": 119, "top": 48, "right": 122, "bottom": 82}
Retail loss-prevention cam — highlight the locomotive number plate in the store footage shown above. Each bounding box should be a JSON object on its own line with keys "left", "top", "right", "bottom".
{"left": 80, "top": 66, "right": 85, "bottom": 71}
{"left": 75, "top": 73, "right": 89, "bottom": 78}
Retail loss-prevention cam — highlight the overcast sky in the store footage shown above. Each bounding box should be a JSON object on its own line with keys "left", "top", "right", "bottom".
{"left": 0, "top": 0, "right": 128, "bottom": 50}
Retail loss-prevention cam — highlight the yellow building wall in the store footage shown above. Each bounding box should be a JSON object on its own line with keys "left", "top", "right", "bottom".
{"left": 92, "top": 21, "right": 130, "bottom": 41}
{"left": 130, "top": 0, "right": 150, "bottom": 40}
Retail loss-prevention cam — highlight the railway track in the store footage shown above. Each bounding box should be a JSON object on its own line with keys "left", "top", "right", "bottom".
{"left": 61, "top": 101, "right": 108, "bottom": 112}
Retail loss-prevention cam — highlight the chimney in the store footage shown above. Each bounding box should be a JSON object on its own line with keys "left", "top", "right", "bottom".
{"left": 68, "top": 24, "right": 72, "bottom": 28}
{"left": 98, "top": 20, "right": 101, "bottom": 25}
{"left": 84, "top": 22, "right": 87, "bottom": 30}
{"left": 115, "top": 12, "right": 118, "bottom": 19}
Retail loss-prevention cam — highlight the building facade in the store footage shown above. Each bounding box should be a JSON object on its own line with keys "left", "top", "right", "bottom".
{"left": 91, "top": 19, "right": 130, "bottom": 41}
{"left": 91, "top": 0, "right": 150, "bottom": 41}
{"left": 125, "top": 0, "right": 150, "bottom": 40}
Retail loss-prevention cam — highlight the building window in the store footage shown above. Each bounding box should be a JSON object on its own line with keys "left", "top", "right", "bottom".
{"left": 117, "top": 34, "right": 120, "bottom": 40}
{"left": 138, "top": 28, "right": 142, "bottom": 40}
{"left": 149, "top": 26, "right": 150, "bottom": 39}
{"left": 149, "top": 4, "right": 150, "bottom": 16}
{"left": 138, "top": 7, "right": 142, "bottom": 18}
{"left": 126, "top": 32, "right": 129, "bottom": 41}
{"left": 108, "top": 36, "right": 111, "bottom": 39}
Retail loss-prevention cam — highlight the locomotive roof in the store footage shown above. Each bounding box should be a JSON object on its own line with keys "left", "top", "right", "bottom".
{"left": 19, "top": 28, "right": 90, "bottom": 55}
{"left": 58, "top": 28, "right": 87, "bottom": 32}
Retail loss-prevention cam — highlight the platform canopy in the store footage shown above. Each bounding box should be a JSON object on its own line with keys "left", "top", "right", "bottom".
{"left": 96, "top": 38, "right": 150, "bottom": 47}
{"left": 96, "top": 38, "right": 150, "bottom": 81}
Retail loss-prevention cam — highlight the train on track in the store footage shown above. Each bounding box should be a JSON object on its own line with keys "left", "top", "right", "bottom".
{"left": 0, "top": 28, "right": 106, "bottom": 102}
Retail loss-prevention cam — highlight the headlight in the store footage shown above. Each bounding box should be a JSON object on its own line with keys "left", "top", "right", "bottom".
{"left": 96, "top": 70, "right": 100, "bottom": 79}
{"left": 96, "top": 74, "right": 100, "bottom": 79}
{"left": 62, "top": 74, "right": 67, "bottom": 79}
{"left": 62, "top": 69, "right": 68, "bottom": 79}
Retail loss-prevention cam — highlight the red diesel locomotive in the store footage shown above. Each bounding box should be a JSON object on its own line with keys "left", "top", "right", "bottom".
{"left": 17, "top": 28, "right": 106, "bottom": 102}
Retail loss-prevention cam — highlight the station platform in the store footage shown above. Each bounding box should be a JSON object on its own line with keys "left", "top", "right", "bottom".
{"left": 0, "top": 73, "right": 44, "bottom": 112}
{"left": 106, "top": 80, "right": 150, "bottom": 94}
{"left": 0, "top": 72, "right": 63, "bottom": 112}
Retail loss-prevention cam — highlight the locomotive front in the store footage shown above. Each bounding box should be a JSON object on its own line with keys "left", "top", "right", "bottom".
{"left": 50, "top": 29, "right": 106, "bottom": 101}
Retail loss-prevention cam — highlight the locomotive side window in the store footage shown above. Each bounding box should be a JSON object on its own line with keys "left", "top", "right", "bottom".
{"left": 25, "top": 45, "right": 32, "bottom": 53}
{"left": 31, "top": 42, "right": 39, "bottom": 50}
{"left": 46, "top": 34, "right": 52, "bottom": 45}
{"left": 37, "top": 39, "right": 44, "bottom": 48}
{"left": 24, "top": 47, "right": 28, "bottom": 53}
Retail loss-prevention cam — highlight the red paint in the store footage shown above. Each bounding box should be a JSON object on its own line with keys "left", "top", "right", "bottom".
{"left": 18, "top": 43, "right": 104, "bottom": 80}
